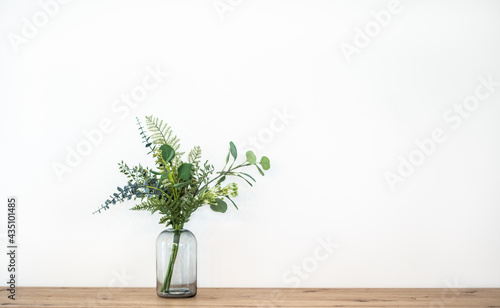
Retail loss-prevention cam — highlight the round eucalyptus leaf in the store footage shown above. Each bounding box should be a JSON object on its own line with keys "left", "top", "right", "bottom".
{"left": 210, "top": 199, "right": 227, "bottom": 213}
{"left": 178, "top": 163, "right": 193, "bottom": 181}
{"left": 260, "top": 156, "right": 270, "bottom": 170}
{"left": 246, "top": 151, "right": 257, "bottom": 164}
{"left": 160, "top": 144, "right": 175, "bottom": 162}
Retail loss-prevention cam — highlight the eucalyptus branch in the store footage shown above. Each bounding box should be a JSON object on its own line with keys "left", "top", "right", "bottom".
{"left": 136, "top": 117, "right": 156, "bottom": 154}
{"left": 198, "top": 162, "right": 251, "bottom": 192}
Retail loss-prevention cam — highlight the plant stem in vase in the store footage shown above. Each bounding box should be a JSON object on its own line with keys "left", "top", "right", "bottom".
{"left": 161, "top": 229, "right": 180, "bottom": 293}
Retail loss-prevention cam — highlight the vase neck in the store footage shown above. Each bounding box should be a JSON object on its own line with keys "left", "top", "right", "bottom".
{"left": 169, "top": 226, "right": 185, "bottom": 233}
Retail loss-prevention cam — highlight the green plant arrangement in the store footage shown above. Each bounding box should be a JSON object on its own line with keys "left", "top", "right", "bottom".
{"left": 93, "top": 116, "right": 270, "bottom": 294}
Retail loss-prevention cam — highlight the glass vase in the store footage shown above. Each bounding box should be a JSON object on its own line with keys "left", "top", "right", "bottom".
{"left": 156, "top": 228, "right": 197, "bottom": 298}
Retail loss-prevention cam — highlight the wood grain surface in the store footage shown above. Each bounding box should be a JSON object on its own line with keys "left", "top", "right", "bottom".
{"left": 1, "top": 287, "right": 500, "bottom": 307}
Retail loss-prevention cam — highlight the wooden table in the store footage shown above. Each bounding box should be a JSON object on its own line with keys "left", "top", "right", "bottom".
{"left": 2, "top": 288, "right": 500, "bottom": 307}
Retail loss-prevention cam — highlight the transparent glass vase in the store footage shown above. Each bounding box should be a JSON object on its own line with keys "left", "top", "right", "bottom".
{"left": 156, "top": 228, "right": 197, "bottom": 298}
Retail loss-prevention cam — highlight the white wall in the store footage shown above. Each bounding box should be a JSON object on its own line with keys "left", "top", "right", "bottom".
{"left": 1, "top": 0, "right": 500, "bottom": 289}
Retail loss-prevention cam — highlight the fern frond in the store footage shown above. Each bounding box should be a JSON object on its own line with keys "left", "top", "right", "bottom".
{"left": 159, "top": 215, "right": 170, "bottom": 225}
{"left": 145, "top": 116, "right": 181, "bottom": 151}
{"left": 188, "top": 146, "right": 202, "bottom": 165}
{"left": 131, "top": 196, "right": 165, "bottom": 214}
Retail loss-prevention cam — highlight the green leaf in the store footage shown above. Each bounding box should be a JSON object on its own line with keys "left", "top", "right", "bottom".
{"left": 217, "top": 175, "right": 226, "bottom": 185}
{"left": 210, "top": 199, "right": 227, "bottom": 213}
{"left": 235, "top": 174, "right": 253, "bottom": 187}
{"left": 229, "top": 141, "right": 237, "bottom": 160}
{"left": 160, "top": 144, "right": 175, "bottom": 163}
{"left": 255, "top": 164, "right": 265, "bottom": 176}
{"left": 226, "top": 196, "right": 239, "bottom": 210}
{"left": 150, "top": 170, "right": 161, "bottom": 175}
{"left": 260, "top": 156, "right": 270, "bottom": 170}
{"left": 173, "top": 181, "right": 191, "bottom": 188}
{"left": 239, "top": 172, "right": 256, "bottom": 182}
{"left": 178, "top": 163, "right": 193, "bottom": 181}
{"left": 226, "top": 152, "right": 230, "bottom": 164}
{"left": 198, "top": 187, "right": 207, "bottom": 197}
{"left": 246, "top": 151, "right": 257, "bottom": 164}
{"left": 159, "top": 173, "right": 168, "bottom": 183}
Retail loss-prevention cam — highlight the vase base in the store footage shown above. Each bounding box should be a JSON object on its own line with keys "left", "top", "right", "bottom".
{"left": 157, "top": 287, "right": 197, "bottom": 298}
